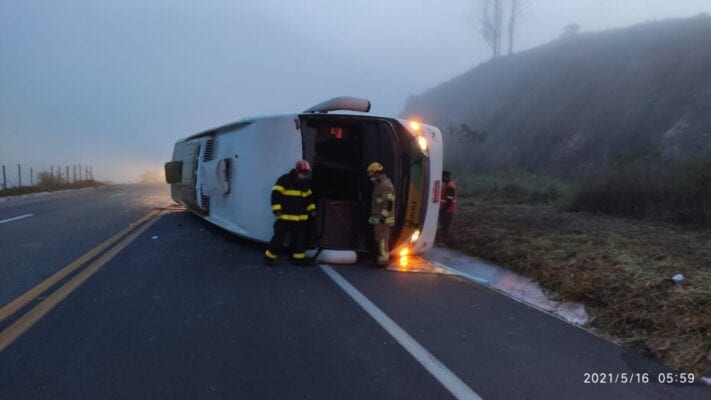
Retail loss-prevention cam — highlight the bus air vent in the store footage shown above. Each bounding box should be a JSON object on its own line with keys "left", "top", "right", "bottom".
{"left": 199, "top": 186, "right": 210, "bottom": 210}
{"left": 203, "top": 139, "right": 215, "bottom": 162}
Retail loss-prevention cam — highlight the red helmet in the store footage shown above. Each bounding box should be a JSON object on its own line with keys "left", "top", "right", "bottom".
{"left": 295, "top": 160, "right": 311, "bottom": 173}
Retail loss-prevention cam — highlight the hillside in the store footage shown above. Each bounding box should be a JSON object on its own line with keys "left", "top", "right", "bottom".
{"left": 402, "top": 15, "right": 711, "bottom": 178}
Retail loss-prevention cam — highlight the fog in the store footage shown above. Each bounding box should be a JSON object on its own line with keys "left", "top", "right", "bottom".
{"left": 1, "top": 0, "right": 710, "bottom": 183}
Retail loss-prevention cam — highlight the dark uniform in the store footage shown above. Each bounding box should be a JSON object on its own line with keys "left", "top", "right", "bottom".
{"left": 264, "top": 169, "right": 316, "bottom": 264}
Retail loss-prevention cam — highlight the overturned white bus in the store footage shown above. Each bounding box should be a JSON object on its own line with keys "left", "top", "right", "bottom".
{"left": 165, "top": 97, "right": 443, "bottom": 264}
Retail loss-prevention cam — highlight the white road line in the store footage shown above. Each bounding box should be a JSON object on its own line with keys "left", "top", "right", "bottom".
{"left": 109, "top": 192, "right": 126, "bottom": 197}
{"left": 320, "top": 265, "right": 483, "bottom": 400}
{"left": 0, "top": 214, "right": 34, "bottom": 225}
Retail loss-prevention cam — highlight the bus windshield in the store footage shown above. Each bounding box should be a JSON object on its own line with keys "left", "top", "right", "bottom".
{"left": 299, "top": 114, "right": 427, "bottom": 253}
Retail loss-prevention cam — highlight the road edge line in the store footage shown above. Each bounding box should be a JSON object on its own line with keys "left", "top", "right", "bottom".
{"left": 0, "top": 214, "right": 35, "bottom": 225}
{"left": 320, "top": 264, "right": 482, "bottom": 400}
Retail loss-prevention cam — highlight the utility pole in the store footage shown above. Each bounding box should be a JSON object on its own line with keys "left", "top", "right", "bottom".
{"left": 18, "top": 164, "right": 22, "bottom": 187}
{"left": 73, "top": 164, "right": 76, "bottom": 183}
{"left": 79, "top": 164, "right": 82, "bottom": 181}
{"left": 66, "top": 166, "right": 69, "bottom": 184}
{"left": 30, "top": 167, "right": 34, "bottom": 186}
{"left": 2, "top": 165, "right": 6, "bottom": 190}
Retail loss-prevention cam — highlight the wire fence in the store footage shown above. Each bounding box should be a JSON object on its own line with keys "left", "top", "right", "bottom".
{"left": 1, "top": 164, "right": 95, "bottom": 190}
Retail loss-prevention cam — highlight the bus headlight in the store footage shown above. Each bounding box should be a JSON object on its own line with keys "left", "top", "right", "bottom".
{"left": 417, "top": 136, "right": 428, "bottom": 152}
{"left": 410, "top": 230, "right": 420, "bottom": 243}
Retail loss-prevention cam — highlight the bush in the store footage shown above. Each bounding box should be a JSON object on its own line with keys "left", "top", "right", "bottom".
{"left": 453, "top": 170, "right": 575, "bottom": 206}
{"left": 36, "top": 171, "right": 65, "bottom": 187}
{"left": 569, "top": 158, "right": 711, "bottom": 226}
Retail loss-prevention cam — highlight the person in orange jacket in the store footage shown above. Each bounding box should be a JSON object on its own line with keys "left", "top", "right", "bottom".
{"left": 439, "top": 170, "right": 457, "bottom": 243}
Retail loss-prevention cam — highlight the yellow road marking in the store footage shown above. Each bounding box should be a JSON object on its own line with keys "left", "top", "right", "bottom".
{"left": 0, "top": 209, "right": 160, "bottom": 323}
{"left": 0, "top": 211, "right": 162, "bottom": 352}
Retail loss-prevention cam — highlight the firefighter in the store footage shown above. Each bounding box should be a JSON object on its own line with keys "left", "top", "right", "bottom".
{"left": 264, "top": 160, "right": 316, "bottom": 266}
{"left": 438, "top": 170, "right": 457, "bottom": 244}
{"left": 367, "top": 162, "right": 396, "bottom": 267}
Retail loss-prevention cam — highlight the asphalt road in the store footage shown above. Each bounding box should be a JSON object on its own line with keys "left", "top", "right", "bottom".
{"left": 0, "top": 184, "right": 708, "bottom": 399}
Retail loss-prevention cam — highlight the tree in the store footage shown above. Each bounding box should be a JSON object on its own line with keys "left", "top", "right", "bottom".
{"left": 470, "top": 0, "right": 504, "bottom": 58}
{"left": 560, "top": 23, "right": 581, "bottom": 39}
{"left": 469, "top": 0, "right": 534, "bottom": 58}
{"left": 507, "top": 0, "right": 534, "bottom": 55}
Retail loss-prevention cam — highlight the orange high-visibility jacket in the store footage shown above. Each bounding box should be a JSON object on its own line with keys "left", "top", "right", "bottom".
{"left": 440, "top": 180, "right": 457, "bottom": 214}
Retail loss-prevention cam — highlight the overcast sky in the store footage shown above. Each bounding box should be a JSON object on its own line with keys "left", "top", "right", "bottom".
{"left": 2, "top": 0, "right": 710, "bottom": 182}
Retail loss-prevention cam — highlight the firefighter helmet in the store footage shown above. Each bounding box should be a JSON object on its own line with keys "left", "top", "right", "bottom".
{"left": 295, "top": 160, "right": 311, "bottom": 173}
{"left": 367, "top": 162, "right": 384, "bottom": 176}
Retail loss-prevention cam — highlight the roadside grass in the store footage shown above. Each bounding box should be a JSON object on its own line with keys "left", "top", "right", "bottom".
{"left": 447, "top": 172, "right": 711, "bottom": 374}
{"left": 569, "top": 157, "right": 711, "bottom": 227}
{"left": 455, "top": 171, "right": 576, "bottom": 207}
{"left": 0, "top": 180, "right": 105, "bottom": 197}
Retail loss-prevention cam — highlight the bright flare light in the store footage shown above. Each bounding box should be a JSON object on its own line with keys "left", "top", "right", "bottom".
{"left": 410, "top": 230, "right": 420, "bottom": 243}
{"left": 417, "top": 136, "right": 428, "bottom": 152}
{"left": 409, "top": 121, "right": 421, "bottom": 131}
{"left": 399, "top": 247, "right": 410, "bottom": 257}
{"left": 399, "top": 256, "right": 409, "bottom": 268}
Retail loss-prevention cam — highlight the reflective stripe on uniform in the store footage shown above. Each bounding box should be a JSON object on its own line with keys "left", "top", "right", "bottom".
{"left": 279, "top": 214, "right": 309, "bottom": 221}
{"left": 385, "top": 217, "right": 395, "bottom": 225}
{"left": 376, "top": 197, "right": 383, "bottom": 203}
{"left": 306, "top": 203, "right": 316, "bottom": 211}
{"left": 378, "top": 239, "right": 388, "bottom": 263}
{"left": 272, "top": 185, "right": 304, "bottom": 197}
{"left": 385, "top": 193, "right": 395, "bottom": 200}
{"left": 301, "top": 189, "right": 312, "bottom": 197}
{"left": 272, "top": 204, "right": 282, "bottom": 210}
{"left": 380, "top": 209, "right": 390, "bottom": 217}
{"left": 292, "top": 253, "right": 306, "bottom": 259}
{"left": 368, "top": 216, "right": 379, "bottom": 225}
{"left": 265, "top": 249, "right": 278, "bottom": 259}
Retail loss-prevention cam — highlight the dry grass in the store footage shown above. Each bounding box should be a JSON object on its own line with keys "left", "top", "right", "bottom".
{"left": 0, "top": 180, "right": 103, "bottom": 197}
{"left": 448, "top": 197, "right": 711, "bottom": 374}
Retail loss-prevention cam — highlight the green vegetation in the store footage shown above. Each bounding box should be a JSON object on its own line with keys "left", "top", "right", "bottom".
{"left": 570, "top": 157, "right": 711, "bottom": 227}
{"left": 454, "top": 170, "right": 576, "bottom": 207}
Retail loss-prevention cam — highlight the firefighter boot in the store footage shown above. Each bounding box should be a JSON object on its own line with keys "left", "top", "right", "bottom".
{"left": 264, "top": 249, "right": 278, "bottom": 266}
